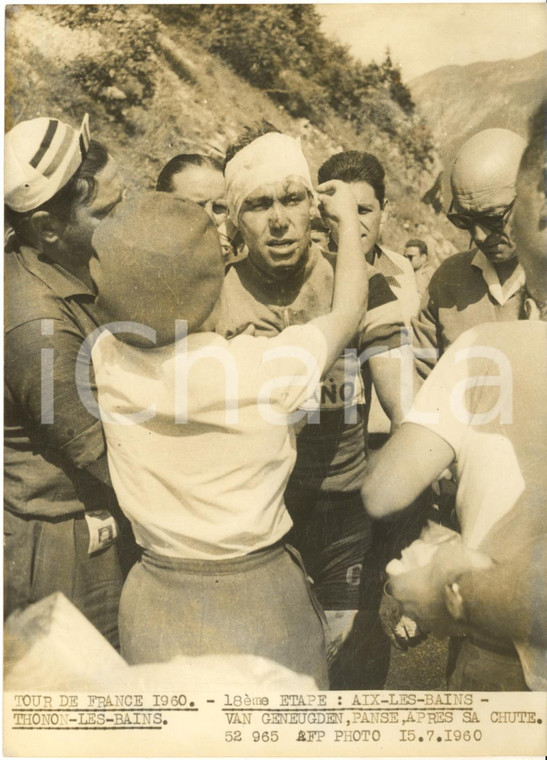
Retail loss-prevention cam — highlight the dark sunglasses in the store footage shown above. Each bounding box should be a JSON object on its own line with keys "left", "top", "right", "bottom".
{"left": 447, "top": 198, "right": 515, "bottom": 233}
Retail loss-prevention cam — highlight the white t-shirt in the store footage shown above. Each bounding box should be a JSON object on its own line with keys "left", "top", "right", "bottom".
{"left": 92, "top": 324, "right": 327, "bottom": 560}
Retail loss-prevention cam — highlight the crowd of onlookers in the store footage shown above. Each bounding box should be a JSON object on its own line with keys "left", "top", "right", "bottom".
{"left": 4, "top": 99, "right": 546, "bottom": 692}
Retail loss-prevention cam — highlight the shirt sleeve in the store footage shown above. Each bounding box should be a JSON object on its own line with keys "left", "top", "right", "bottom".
{"left": 251, "top": 323, "right": 328, "bottom": 414}
{"left": 4, "top": 317, "right": 106, "bottom": 469}
{"left": 403, "top": 327, "right": 485, "bottom": 455}
{"left": 358, "top": 270, "right": 410, "bottom": 355}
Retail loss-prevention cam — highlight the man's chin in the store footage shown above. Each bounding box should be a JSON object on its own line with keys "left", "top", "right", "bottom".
{"left": 267, "top": 261, "right": 303, "bottom": 280}
{"left": 266, "top": 255, "right": 308, "bottom": 280}
{"left": 479, "top": 246, "right": 518, "bottom": 264}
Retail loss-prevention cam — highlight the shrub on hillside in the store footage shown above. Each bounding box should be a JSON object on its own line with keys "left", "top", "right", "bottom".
{"left": 275, "top": 69, "right": 331, "bottom": 122}
{"left": 38, "top": 4, "right": 435, "bottom": 167}
{"left": 46, "top": 5, "right": 158, "bottom": 124}
{"left": 151, "top": 5, "right": 434, "bottom": 165}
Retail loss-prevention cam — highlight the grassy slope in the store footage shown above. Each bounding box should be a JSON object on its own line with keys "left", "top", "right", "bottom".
{"left": 6, "top": 5, "right": 459, "bottom": 262}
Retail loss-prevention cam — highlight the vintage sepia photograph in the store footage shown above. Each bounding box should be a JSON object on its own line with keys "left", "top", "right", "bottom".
{"left": 3, "top": 2, "right": 546, "bottom": 756}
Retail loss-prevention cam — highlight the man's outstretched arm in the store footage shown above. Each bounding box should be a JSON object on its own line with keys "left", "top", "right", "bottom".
{"left": 362, "top": 423, "right": 455, "bottom": 518}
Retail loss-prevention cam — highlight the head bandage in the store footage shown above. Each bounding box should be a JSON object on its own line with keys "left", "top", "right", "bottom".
{"left": 225, "top": 132, "right": 314, "bottom": 225}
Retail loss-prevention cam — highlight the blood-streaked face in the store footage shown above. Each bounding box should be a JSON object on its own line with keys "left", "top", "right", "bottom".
{"left": 238, "top": 179, "right": 313, "bottom": 280}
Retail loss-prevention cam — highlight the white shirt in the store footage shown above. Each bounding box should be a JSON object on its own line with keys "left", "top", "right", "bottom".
{"left": 92, "top": 325, "right": 327, "bottom": 560}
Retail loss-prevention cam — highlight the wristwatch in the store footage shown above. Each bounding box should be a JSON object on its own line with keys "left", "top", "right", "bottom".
{"left": 444, "top": 578, "right": 466, "bottom": 623}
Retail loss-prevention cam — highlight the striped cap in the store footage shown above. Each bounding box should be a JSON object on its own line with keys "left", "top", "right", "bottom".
{"left": 5, "top": 114, "right": 91, "bottom": 213}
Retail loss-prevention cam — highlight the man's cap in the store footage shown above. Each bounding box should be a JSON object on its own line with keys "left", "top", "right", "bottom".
{"left": 5, "top": 114, "right": 91, "bottom": 213}
{"left": 91, "top": 193, "right": 224, "bottom": 347}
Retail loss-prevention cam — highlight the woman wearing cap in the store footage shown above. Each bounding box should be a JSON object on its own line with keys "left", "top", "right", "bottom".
{"left": 88, "top": 176, "right": 368, "bottom": 688}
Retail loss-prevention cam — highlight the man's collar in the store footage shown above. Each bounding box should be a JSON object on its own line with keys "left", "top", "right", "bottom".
{"left": 18, "top": 245, "right": 95, "bottom": 300}
{"left": 470, "top": 248, "right": 489, "bottom": 273}
{"left": 471, "top": 249, "right": 526, "bottom": 306}
{"left": 371, "top": 244, "right": 404, "bottom": 277}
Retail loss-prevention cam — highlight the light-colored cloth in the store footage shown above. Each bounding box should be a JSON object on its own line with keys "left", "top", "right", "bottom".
{"left": 412, "top": 249, "right": 526, "bottom": 379}
{"left": 224, "top": 132, "right": 314, "bottom": 224}
{"left": 92, "top": 324, "right": 327, "bottom": 560}
{"left": 405, "top": 320, "right": 547, "bottom": 690}
{"left": 371, "top": 245, "right": 420, "bottom": 325}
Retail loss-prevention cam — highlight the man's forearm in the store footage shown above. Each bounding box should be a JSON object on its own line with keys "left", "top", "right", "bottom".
{"left": 369, "top": 345, "right": 414, "bottom": 426}
{"left": 362, "top": 424, "right": 454, "bottom": 519}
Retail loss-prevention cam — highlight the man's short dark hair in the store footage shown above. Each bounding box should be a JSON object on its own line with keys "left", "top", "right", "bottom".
{"left": 5, "top": 139, "right": 109, "bottom": 240}
{"left": 318, "top": 151, "right": 386, "bottom": 205}
{"left": 156, "top": 153, "right": 224, "bottom": 193}
{"left": 224, "top": 121, "right": 281, "bottom": 170}
{"left": 405, "top": 238, "right": 428, "bottom": 257}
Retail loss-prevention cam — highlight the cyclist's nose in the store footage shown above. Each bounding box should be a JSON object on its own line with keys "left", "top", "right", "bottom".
{"left": 269, "top": 201, "right": 289, "bottom": 230}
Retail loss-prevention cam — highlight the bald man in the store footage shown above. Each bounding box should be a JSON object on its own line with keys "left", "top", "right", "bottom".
{"left": 413, "top": 128, "right": 527, "bottom": 379}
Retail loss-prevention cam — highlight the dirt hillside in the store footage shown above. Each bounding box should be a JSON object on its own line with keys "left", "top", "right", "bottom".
{"left": 6, "top": 5, "right": 461, "bottom": 262}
